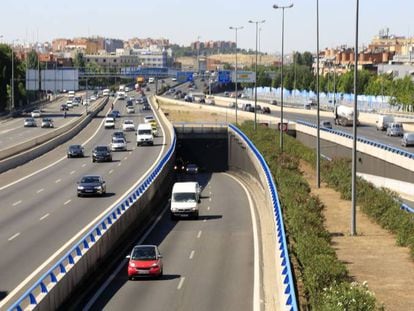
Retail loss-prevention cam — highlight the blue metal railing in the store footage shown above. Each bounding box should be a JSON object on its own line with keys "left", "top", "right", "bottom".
{"left": 8, "top": 135, "right": 176, "bottom": 311}
{"left": 229, "top": 124, "right": 298, "bottom": 311}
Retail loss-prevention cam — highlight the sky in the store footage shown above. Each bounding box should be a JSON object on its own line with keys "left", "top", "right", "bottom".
{"left": 1, "top": 0, "right": 414, "bottom": 54}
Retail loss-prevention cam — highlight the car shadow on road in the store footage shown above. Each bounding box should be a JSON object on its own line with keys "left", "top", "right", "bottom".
{"left": 0, "top": 291, "right": 8, "bottom": 301}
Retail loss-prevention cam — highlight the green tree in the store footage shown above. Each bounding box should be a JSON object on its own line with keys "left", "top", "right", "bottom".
{"left": 26, "top": 50, "right": 39, "bottom": 69}
{"left": 73, "top": 52, "right": 85, "bottom": 69}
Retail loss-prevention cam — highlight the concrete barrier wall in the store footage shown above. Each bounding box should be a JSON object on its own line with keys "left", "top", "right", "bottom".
{"left": 8, "top": 98, "right": 176, "bottom": 311}
{"left": 0, "top": 98, "right": 108, "bottom": 174}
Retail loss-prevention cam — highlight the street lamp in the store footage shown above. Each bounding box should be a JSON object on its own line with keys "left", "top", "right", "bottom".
{"left": 248, "top": 19, "right": 265, "bottom": 130}
{"left": 11, "top": 39, "right": 19, "bottom": 112}
{"left": 229, "top": 26, "right": 243, "bottom": 124}
{"left": 196, "top": 36, "right": 201, "bottom": 74}
{"left": 273, "top": 3, "right": 293, "bottom": 151}
{"left": 316, "top": 0, "right": 321, "bottom": 188}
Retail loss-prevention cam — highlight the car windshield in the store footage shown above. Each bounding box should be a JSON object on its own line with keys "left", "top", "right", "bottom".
{"left": 81, "top": 176, "right": 99, "bottom": 183}
{"left": 124, "top": 120, "right": 133, "bottom": 124}
{"left": 173, "top": 192, "right": 196, "bottom": 202}
{"left": 131, "top": 247, "right": 156, "bottom": 260}
{"left": 70, "top": 145, "right": 81, "bottom": 150}
{"left": 95, "top": 146, "right": 108, "bottom": 152}
{"left": 187, "top": 164, "right": 197, "bottom": 169}
{"left": 113, "top": 138, "right": 124, "bottom": 144}
{"left": 145, "top": 116, "right": 154, "bottom": 121}
{"left": 138, "top": 129, "right": 152, "bottom": 135}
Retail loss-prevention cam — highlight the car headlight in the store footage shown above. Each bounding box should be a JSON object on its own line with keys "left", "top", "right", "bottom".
{"left": 78, "top": 186, "right": 84, "bottom": 190}
{"left": 94, "top": 186, "right": 102, "bottom": 190}
{"left": 129, "top": 262, "right": 136, "bottom": 267}
{"left": 151, "top": 263, "right": 159, "bottom": 268}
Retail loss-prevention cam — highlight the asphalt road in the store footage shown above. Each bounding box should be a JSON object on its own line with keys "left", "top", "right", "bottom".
{"left": 0, "top": 90, "right": 172, "bottom": 308}
{"left": 0, "top": 92, "right": 90, "bottom": 151}
{"left": 82, "top": 172, "right": 257, "bottom": 311}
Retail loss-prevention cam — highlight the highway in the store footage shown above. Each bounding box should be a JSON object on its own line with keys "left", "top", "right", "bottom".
{"left": 81, "top": 172, "right": 258, "bottom": 311}
{"left": 0, "top": 93, "right": 89, "bottom": 151}
{"left": 0, "top": 90, "right": 172, "bottom": 307}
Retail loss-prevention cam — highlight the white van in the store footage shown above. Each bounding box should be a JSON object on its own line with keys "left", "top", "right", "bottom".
{"left": 402, "top": 132, "right": 414, "bottom": 147}
{"left": 136, "top": 123, "right": 154, "bottom": 146}
{"left": 170, "top": 182, "right": 201, "bottom": 219}
{"left": 376, "top": 115, "right": 394, "bottom": 131}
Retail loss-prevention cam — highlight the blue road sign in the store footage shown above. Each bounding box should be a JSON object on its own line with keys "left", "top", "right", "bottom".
{"left": 177, "top": 71, "right": 194, "bottom": 83}
{"left": 218, "top": 70, "right": 231, "bottom": 83}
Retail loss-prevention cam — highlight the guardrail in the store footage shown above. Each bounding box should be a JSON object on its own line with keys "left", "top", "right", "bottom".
{"left": 228, "top": 124, "right": 298, "bottom": 311}
{"left": 296, "top": 119, "right": 414, "bottom": 159}
{"left": 8, "top": 130, "right": 176, "bottom": 311}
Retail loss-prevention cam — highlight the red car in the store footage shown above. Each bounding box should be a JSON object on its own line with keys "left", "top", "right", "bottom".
{"left": 127, "top": 245, "right": 163, "bottom": 279}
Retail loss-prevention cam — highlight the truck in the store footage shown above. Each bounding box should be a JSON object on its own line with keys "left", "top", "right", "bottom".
{"left": 334, "top": 105, "right": 359, "bottom": 126}
{"left": 136, "top": 76, "right": 146, "bottom": 87}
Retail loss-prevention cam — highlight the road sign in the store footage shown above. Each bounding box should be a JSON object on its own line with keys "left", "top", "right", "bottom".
{"left": 177, "top": 71, "right": 194, "bottom": 82}
{"left": 231, "top": 71, "right": 256, "bottom": 83}
{"left": 278, "top": 122, "right": 288, "bottom": 132}
{"left": 218, "top": 70, "right": 231, "bottom": 83}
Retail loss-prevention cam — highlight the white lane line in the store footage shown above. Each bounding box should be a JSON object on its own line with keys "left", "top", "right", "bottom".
{"left": 0, "top": 99, "right": 110, "bottom": 192}
{"left": 118, "top": 163, "right": 122, "bottom": 167}
{"left": 64, "top": 200, "right": 71, "bottom": 205}
{"left": 83, "top": 202, "right": 170, "bottom": 310}
{"left": 177, "top": 277, "right": 185, "bottom": 290}
{"left": 209, "top": 191, "right": 212, "bottom": 195}
{"left": 129, "top": 151, "right": 132, "bottom": 155}
{"left": 8, "top": 233, "right": 20, "bottom": 241}
{"left": 209, "top": 197, "right": 212, "bottom": 202}
{"left": 70, "top": 170, "right": 76, "bottom": 175}
{"left": 55, "top": 179, "right": 61, "bottom": 183}
{"left": 203, "top": 219, "right": 207, "bottom": 223}
{"left": 224, "top": 173, "right": 260, "bottom": 311}
{"left": 12, "top": 200, "right": 22, "bottom": 207}
{"left": 39, "top": 213, "right": 50, "bottom": 221}
{"left": 36, "top": 188, "right": 44, "bottom": 194}
{"left": 123, "top": 156, "right": 128, "bottom": 160}
{"left": 207, "top": 206, "right": 211, "bottom": 211}
{"left": 0, "top": 101, "right": 168, "bottom": 308}
{"left": 197, "top": 230, "right": 202, "bottom": 239}
{"left": 108, "top": 169, "right": 114, "bottom": 175}
{"left": 82, "top": 163, "right": 86, "bottom": 167}
{"left": 189, "top": 250, "right": 195, "bottom": 260}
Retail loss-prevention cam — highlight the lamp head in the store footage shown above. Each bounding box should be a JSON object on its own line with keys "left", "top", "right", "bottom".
{"left": 248, "top": 20, "right": 254, "bottom": 24}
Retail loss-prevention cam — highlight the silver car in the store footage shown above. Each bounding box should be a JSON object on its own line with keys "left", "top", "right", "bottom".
{"left": 386, "top": 123, "right": 404, "bottom": 137}
{"left": 402, "top": 133, "right": 414, "bottom": 147}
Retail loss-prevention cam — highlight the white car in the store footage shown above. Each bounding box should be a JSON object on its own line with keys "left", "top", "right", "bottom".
{"left": 66, "top": 100, "right": 73, "bottom": 108}
{"left": 31, "top": 110, "right": 42, "bottom": 118}
{"left": 122, "top": 120, "right": 135, "bottom": 131}
{"left": 126, "top": 106, "right": 135, "bottom": 113}
{"left": 172, "top": 77, "right": 177, "bottom": 82}
{"left": 111, "top": 137, "right": 127, "bottom": 151}
{"left": 90, "top": 95, "right": 97, "bottom": 101}
{"left": 104, "top": 117, "right": 115, "bottom": 129}
{"left": 144, "top": 115, "right": 155, "bottom": 123}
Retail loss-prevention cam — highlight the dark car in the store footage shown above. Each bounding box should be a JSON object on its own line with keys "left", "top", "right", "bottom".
{"left": 262, "top": 107, "right": 271, "bottom": 114}
{"left": 60, "top": 104, "right": 69, "bottom": 111}
{"left": 92, "top": 145, "right": 112, "bottom": 162}
{"left": 185, "top": 164, "right": 199, "bottom": 174}
{"left": 112, "top": 110, "right": 121, "bottom": 118}
{"left": 142, "top": 103, "right": 151, "bottom": 111}
{"left": 126, "top": 100, "right": 133, "bottom": 106}
{"left": 67, "top": 144, "right": 84, "bottom": 158}
{"left": 77, "top": 175, "right": 106, "bottom": 197}
{"left": 174, "top": 158, "right": 187, "bottom": 173}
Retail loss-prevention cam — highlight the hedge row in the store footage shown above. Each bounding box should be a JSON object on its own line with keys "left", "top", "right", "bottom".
{"left": 238, "top": 122, "right": 380, "bottom": 310}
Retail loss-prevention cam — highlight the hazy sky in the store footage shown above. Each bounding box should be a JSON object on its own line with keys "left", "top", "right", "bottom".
{"left": 1, "top": 0, "right": 413, "bottom": 54}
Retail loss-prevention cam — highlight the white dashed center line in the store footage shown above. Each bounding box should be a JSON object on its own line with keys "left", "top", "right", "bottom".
{"left": 82, "top": 163, "right": 86, "bottom": 167}
{"left": 197, "top": 230, "right": 202, "bottom": 239}
{"left": 55, "top": 179, "right": 61, "bottom": 183}
{"left": 36, "top": 188, "right": 44, "bottom": 194}
{"left": 12, "top": 200, "right": 22, "bottom": 207}
{"left": 70, "top": 170, "right": 76, "bottom": 175}
{"left": 8, "top": 233, "right": 20, "bottom": 241}
{"left": 189, "top": 250, "right": 195, "bottom": 260}
{"left": 39, "top": 213, "right": 50, "bottom": 221}
{"left": 118, "top": 163, "right": 122, "bottom": 167}
{"left": 203, "top": 219, "right": 207, "bottom": 223}
{"left": 64, "top": 200, "right": 71, "bottom": 205}
{"left": 207, "top": 206, "right": 211, "bottom": 211}
{"left": 129, "top": 152, "right": 132, "bottom": 155}
{"left": 109, "top": 169, "right": 114, "bottom": 175}
{"left": 177, "top": 277, "right": 185, "bottom": 290}
{"left": 209, "top": 198, "right": 212, "bottom": 202}
{"left": 123, "top": 156, "right": 128, "bottom": 160}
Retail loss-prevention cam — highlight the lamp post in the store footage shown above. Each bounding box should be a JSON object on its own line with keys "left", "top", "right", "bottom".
{"left": 351, "top": 0, "right": 360, "bottom": 236}
{"left": 196, "top": 36, "right": 201, "bottom": 74}
{"left": 273, "top": 3, "right": 293, "bottom": 151}
{"left": 316, "top": 0, "right": 321, "bottom": 188}
{"left": 248, "top": 19, "right": 265, "bottom": 131}
{"left": 11, "top": 39, "right": 19, "bottom": 112}
{"left": 229, "top": 26, "right": 243, "bottom": 124}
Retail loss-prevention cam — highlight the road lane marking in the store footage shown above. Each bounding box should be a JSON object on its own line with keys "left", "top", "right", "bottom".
{"left": 207, "top": 206, "right": 210, "bottom": 211}
{"left": 197, "top": 230, "right": 202, "bottom": 239}
{"left": 118, "top": 163, "right": 122, "bottom": 167}
{"left": 209, "top": 198, "right": 212, "bottom": 202}
{"left": 12, "top": 200, "right": 22, "bottom": 207}
{"left": 8, "top": 233, "right": 20, "bottom": 241}
{"left": 129, "top": 151, "right": 132, "bottom": 155}
{"left": 36, "top": 188, "right": 44, "bottom": 194}
{"left": 177, "top": 277, "right": 185, "bottom": 290}
{"left": 0, "top": 100, "right": 169, "bottom": 308}
{"left": 82, "top": 163, "right": 86, "bottom": 167}
{"left": 203, "top": 219, "right": 207, "bottom": 222}
{"left": 55, "top": 179, "right": 61, "bottom": 183}
{"left": 224, "top": 173, "right": 260, "bottom": 311}
{"left": 39, "top": 213, "right": 50, "bottom": 221}
{"left": 109, "top": 169, "right": 114, "bottom": 175}
{"left": 70, "top": 170, "right": 76, "bottom": 175}
{"left": 123, "top": 156, "right": 128, "bottom": 160}
{"left": 189, "top": 250, "right": 195, "bottom": 260}
{"left": 64, "top": 200, "right": 71, "bottom": 205}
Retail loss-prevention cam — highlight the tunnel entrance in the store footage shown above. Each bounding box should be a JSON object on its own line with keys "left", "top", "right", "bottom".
{"left": 174, "top": 125, "right": 228, "bottom": 172}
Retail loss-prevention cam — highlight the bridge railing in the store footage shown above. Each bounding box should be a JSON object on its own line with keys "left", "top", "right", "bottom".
{"left": 229, "top": 124, "right": 298, "bottom": 311}
{"left": 8, "top": 119, "right": 176, "bottom": 311}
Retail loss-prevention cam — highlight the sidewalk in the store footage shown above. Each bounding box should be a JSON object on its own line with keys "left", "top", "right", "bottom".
{"left": 300, "top": 160, "right": 414, "bottom": 310}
